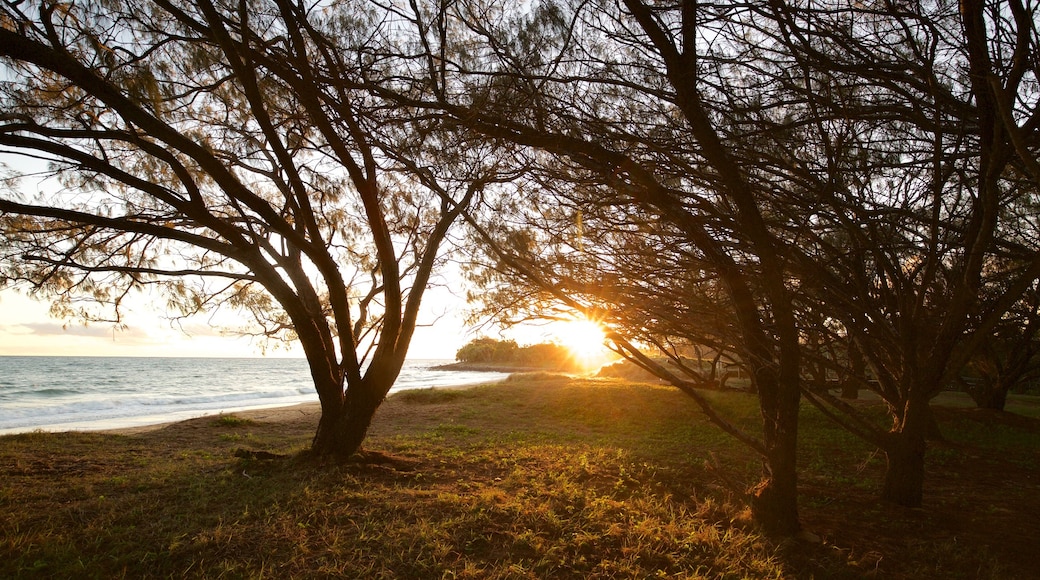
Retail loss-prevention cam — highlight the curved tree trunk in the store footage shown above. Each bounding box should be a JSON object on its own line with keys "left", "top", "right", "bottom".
{"left": 292, "top": 321, "right": 387, "bottom": 460}
{"left": 309, "top": 357, "right": 401, "bottom": 459}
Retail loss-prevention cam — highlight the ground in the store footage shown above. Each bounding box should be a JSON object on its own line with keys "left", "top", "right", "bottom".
{"left": 1, "top": 375, "right": 1037, "bottom": 578}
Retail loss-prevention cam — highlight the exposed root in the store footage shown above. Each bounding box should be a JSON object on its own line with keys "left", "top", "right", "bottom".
{"left": 233, "top": 448, "right": 289, "bottom": 461}
{"left": 347, "top": 449, "right": 419, "bottom": 471}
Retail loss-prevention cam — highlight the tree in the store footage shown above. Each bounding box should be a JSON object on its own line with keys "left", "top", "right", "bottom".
{"left": 464, "top": 187, "right": 745, "bottom": 388}
{"left": 379, "top": 0, "right": 811, "bottom": 535}
{"left": 385, "top": 0, "right": 1040, "bottom": 518}
{"left": 455, "top": 337, "right": 519, "bottom": 363}
{"left": 762, "top": 0, "right": 1040, "bottom": 506}
{"left": 0, "top": 0, "right": 482, "bottom": 457}
{"left": 962, "top": 281, "right": 1040, "bottom": 410}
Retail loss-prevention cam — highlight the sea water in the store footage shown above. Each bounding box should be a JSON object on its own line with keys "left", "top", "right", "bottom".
{"left": 0, "top": 357, "right": 508, "bottom": 434}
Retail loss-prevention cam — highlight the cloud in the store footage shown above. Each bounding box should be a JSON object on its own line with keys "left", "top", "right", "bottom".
{"left": 3, "top": 322, "right": 150, "bottom": 339}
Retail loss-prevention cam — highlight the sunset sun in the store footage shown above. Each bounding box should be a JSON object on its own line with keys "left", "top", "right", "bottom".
{"left": 554, "top": 318, "right": 608, "bottom": 364}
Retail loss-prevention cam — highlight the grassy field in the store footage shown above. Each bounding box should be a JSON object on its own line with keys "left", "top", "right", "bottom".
{"left": 1, "top": 374, "right": 1037, "bottom": 578}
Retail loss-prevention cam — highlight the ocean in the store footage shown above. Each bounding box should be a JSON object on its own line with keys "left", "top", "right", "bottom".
{"left": 0, "top": 357, "right": 508, "bottom": 434}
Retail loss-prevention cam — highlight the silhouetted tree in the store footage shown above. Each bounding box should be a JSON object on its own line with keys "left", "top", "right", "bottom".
{"left": 384, "top": 0, "right": 1040, "bottom": 518}
{"left": 0, "top": 0, "right": 485, "bottom": 457}
{"left": 963, "top": 282, "right": 1040, "bottom": 410}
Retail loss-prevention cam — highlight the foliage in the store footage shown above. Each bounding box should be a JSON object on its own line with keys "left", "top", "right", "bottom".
{"left": 406, "top": 0, "right": 1040, "bottom": 516}
{"left": 0, "top": 0, "right": 486, "bottom": 457}
{"left": 455, "top": 337, "right": 522, "bottom": 364}
{"left": 455, "top": 337, "right": 577, "bottom": 370}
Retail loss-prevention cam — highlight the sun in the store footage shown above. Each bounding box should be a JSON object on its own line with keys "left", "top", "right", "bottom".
{"left": 553, "top": 318, "right": 608, "bottom": 365}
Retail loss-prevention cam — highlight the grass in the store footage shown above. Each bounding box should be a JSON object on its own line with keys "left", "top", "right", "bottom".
{"left": 1, "top": 376, "right": 1038, "bottom": 578}
{"left": 212, "top": 413, "right": 258, "bottom": 428}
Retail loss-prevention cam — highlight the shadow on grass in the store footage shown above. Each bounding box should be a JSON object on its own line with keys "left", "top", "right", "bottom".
{"left": 2, "top": 377, "right": 1036, "bottom": 578}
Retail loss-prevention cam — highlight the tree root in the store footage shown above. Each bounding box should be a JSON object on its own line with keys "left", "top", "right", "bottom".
{"left": 233, "top": 448, "right": 288, "bottom": 461}
{"left": 347, "top": 449, "right": 419, "bottom": 470}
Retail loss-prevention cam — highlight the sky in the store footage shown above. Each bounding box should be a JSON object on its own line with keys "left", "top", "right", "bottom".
{"left": 0, "top": 158, "right": 589, "bottom": 361}
{"left": 0, "top": 283, "right": 583, "bottom": 360}
{"left": 0, "top": 285, "right": 477, "bottom": 359}
{"left": 0, "top": 147, "right": 487, "bottom": 359}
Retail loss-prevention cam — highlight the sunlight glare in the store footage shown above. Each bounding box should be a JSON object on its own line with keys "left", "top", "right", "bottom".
{"left": 555, "top": 318, "right": 608, "bottom": 364}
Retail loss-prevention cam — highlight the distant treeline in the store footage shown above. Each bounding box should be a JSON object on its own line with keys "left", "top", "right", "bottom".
{"left": 455, "top": 337, "right": 576, "bottom": 369}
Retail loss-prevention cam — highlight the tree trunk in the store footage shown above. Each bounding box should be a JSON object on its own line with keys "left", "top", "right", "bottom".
{"left": 750, "top": 370, "right": 802, "bottom": 536}
{"left": 839, "top": 382, "right": 859, "bottom": 399}
{"left": 969, "top": 383, "right": 1009, "bottom": 411}
{"left": 311, "top": 386, "right": 383, "bottom": 458}
{"left": 294, "top": 328, "right": 389, "bottom": 460}
{"left": 881, "top": 399, "right": 929, "bottom": 507}
{"left": 842, "top": 341, "right": 864, "bottom": 399}
{"left": 881, "top": 434, "right": 926, "bottom": 506}
{"left": 923, "top": 404, "right": 945, "bottom": 442}
{"left": 751, "top": 443, "right": 800, "bottom": 536}
{"left": 979, "top": 387, "right": 1008, "bottom": 411}
{"left": 310, "top": 359, "right": 402, "bottom": 459}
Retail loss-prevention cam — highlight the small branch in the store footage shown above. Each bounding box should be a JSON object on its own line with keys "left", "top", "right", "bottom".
{"left": 609, "top": 333, "right": 768, "bottom": 457}
{"left": 800, "top": 386, "right": 887, "bottom": 449}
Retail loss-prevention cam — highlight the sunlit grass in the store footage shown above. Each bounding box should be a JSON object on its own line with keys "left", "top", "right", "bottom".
{"left": 212, "top": 413, "right": 257, "bottom": 427}
{"left": 1, "top": 376, "right": 1036, "bottom": 578}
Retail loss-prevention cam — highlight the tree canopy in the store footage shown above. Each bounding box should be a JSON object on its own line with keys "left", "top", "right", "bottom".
{"left": 390, "top": 0, "right": 1040, "bottom": 532}
{"left": 2, "top": 0, "right": 1039, "bottom": 537}
{"left": 455, "top": 336, "right": 583, "bottom": 370}
{"left": 0, "top": 0, "right": 489, "bottom": 457}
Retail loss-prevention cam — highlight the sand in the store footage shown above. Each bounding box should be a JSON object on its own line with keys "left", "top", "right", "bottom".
{"left": 101, "top": 380, "right": 492, "bottom": 435}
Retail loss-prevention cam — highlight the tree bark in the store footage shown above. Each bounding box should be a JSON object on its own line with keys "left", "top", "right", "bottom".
{"left": 968, "top": 382, "right": 1009, "bottom": 411}
{"left": 881, "top": 434, "right": 926, "bottom": 507}
{"left": 751, "top": 431, "right": 801, "bottom": 536}
{"left": 310, "top": 364, "right": 398, "bottom": 459}
{"left": 880, "top": 399, "right": 929, "bottom": 507}
{"left": 749, "top": 366, "right": 802, "bottom": 536}
{"left": 311, "top": 390, "right": 381, "bottom": 458}
{"left": 292, "top": 321, "right": 386, "bottom": 460}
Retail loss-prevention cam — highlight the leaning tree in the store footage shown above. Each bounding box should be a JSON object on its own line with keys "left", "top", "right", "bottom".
{"left": 377, "top": 0, "right": 813, "bottom": 535}
{"left": 758, "top": 0, "right": 1040, "bottom": 506}
{"left": 384, "top": 0, "right": 1040, "bottom": 523}
{"left": 0, "top": 0, "right": 485, "bottom": 457}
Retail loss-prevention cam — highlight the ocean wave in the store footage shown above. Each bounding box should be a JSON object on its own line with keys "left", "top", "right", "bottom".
{"left": 0, "top": 357, "right": 507, "bottom": 434}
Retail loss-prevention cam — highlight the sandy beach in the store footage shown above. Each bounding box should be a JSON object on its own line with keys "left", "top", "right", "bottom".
{"left": 101, "top": 401, "right": 323, "bottom": 435}
{"left": 101, "top": 380, "right": 492, "bottom": 435}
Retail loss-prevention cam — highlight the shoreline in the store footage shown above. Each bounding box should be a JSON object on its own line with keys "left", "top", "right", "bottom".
{"left": 94, "top": 381, "right": 493, "bottom": 436}
{"left": 431, "top": 361, "right": 588, "bottom": 373}
{"left": 100, "top": 401, "right": 323, "bottom": 435}
{"left": 0, "top": 357, "right": 511, "bottom": 437}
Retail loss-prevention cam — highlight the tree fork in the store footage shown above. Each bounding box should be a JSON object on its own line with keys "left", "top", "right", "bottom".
{"left": 310, "top": 387, "right": 383, "bottom": 459}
